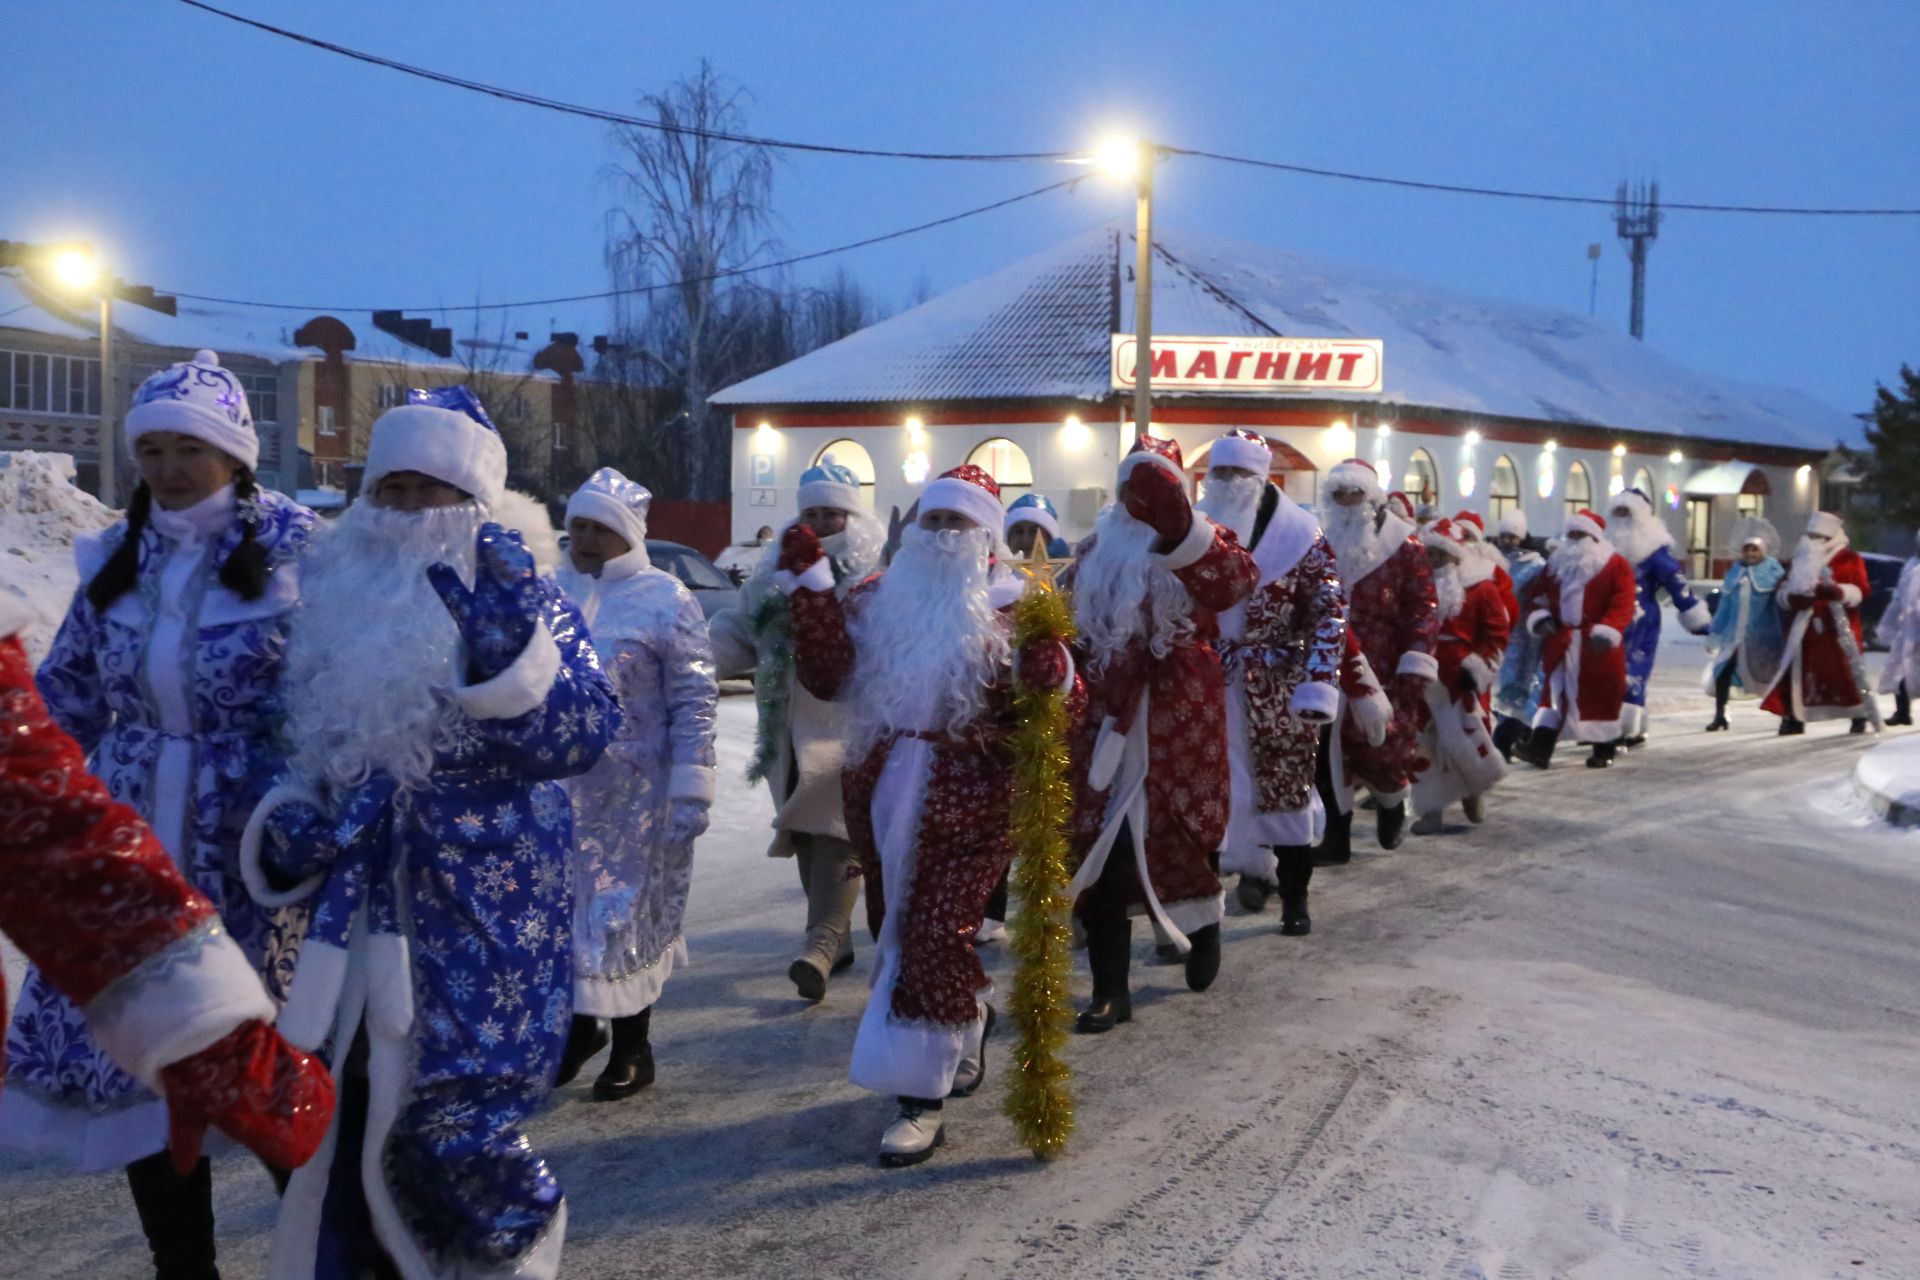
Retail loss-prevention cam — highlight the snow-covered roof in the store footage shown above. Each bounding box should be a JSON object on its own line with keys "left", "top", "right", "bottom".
{"left": 1682, "top": 459, "right": 1772, "bottom": 496}
{"left": 713, "top": 225, "right": 1859, "bottom": 453}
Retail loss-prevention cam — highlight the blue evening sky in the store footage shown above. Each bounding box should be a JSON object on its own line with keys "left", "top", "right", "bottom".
{"left": 3, "top": 1, "right": 1914, "bottom": 417}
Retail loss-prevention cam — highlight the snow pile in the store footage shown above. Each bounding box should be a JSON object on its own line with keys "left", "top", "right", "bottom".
{"left": 0, "top": 451, "right": 117, "bottom": 664}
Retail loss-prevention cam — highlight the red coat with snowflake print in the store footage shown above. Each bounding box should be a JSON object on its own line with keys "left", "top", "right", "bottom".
{"left": 1065, "top": 522, "right": 1259, "bottom": 918}
{"left": 1761, "top": 547, "right": 1872, "bottom": 721}
{"left": 1339, "top": 533, "right": 1440, "bottom": 798}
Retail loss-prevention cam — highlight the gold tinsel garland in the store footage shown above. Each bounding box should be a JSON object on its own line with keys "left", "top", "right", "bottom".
{"left": 1003, "top": 581, "right": 1077, "bottom": 1160}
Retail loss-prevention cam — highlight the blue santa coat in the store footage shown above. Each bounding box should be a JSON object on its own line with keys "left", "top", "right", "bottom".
{"left": 1624, "top": 544, "right": 1709, "bottom": 712}
{"left": 248, "top": 578, "right": 616, "bottom": 1279}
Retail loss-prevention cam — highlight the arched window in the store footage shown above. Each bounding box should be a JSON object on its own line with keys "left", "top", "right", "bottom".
{"left": 811, "top": 439, "right": 876, "bottom": 508}
{"left": 1630, "top": 467, "right": 1654, "bottom": 502}
{"left": 967, "top": 437, "right": 1033, "bottom": 505}
{"left": 1490, "top": 455, "right": 1521, "bottom": 524}
{"left": 1564, "top": 460, "right": 1592, "bottom": 521}
{"left": 1404, "top": 448, "right": 1441, "bottom": 513}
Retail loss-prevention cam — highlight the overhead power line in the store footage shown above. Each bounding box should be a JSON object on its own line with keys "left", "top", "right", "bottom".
{"left": 159, "top": 177, "right": 1079, "bottom": 313}
{"left": 171, "top": 0, "right": 1071, "bottom": 164}
{"left": 174, "top": 0, "right": 1920, "bottom": 218}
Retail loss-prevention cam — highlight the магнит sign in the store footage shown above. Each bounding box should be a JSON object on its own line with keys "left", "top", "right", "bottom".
{"left": 1112, "top": 335, "right": 1384, "bottom": 394}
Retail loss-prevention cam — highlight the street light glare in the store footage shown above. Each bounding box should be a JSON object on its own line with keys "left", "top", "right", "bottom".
{"left": 49, "top": 246, "right": 100, "bottom": 292}
{"left": 1094, "top": 136, "right": 1140, "bottom": 181}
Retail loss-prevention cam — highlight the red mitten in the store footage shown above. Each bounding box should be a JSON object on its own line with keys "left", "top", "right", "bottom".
{"left": 160, "top": 1021, "right": 335, "bottom": 1175}
{"left": 1017, "top": 639, "right": 1069, "bottom": 691}
{"left": 1786, "top": 592, "right": 1814, "bottom": 610}
{"left": 1122, "top": 462, "right": 1193, "bottom": 545}
{"left": 1814, "top": 581, "right": 1843, "bottom": 601}
{"left": 779, "top": 524, "right": 824, "bottom": 575}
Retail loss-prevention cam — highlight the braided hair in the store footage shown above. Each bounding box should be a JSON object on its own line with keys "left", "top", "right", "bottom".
{"left": 84, "top": 468, "right": 269, "bottom": 610}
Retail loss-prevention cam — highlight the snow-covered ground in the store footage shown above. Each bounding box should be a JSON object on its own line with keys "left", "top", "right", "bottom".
{"left": 4, "top": 608, "right": 1918, "bottom": 1277}
{"left": 0, "top": 450, "right": 115, "bottom": 665}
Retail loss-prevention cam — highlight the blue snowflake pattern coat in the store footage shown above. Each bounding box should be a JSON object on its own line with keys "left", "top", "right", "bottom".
{"left": 1710, "top": 556, "right": 1787, "bottom": 693}
{"left": 2, "top": 488, "right": 315, "bottom": 1171}
{"left": 1493, "top": 551, "right": 1548, "bottom": 725}
{"left": 1622, "top": 545, "right": 1712, "bottom": 732}
{"left": 245, "top": 572, "right": 615, "bottom": 1280}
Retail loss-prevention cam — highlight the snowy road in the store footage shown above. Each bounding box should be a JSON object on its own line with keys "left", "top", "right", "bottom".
{"left": 5, "top": 640, "right": 1919, "bottom": 1278}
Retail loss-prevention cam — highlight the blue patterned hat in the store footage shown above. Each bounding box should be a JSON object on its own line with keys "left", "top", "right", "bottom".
{"left": 126, "top": 349, "right": 258, "bottom": 471}
{"left": 1004, "top": 491, "right": 1060, "bottom": 540}
{"left": 798, "top": 458, "right": 861, "bottom": 512}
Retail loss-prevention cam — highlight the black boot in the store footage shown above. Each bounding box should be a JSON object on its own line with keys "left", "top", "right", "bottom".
{"left": 1184, "top": 924, "right": 1222, "bottom": 992}
{"left": 1492, "top": 715, "right": 1526, "bottom": 762}
{"left": 126, "top": 1151, "right": 219, "bottom": 1280}
{"left": 1705, "top": 711, "right": 1729, "bottom": 731}
{"left": 1586, "top": 741, "right": 1617, "bottom": 768}
{"left": 1518, "top": 725, "right": 1560, "bottom": 769}
{"left": 1890, "top": 683, "right": 1913, "bottom": 726}
{"left": 1235, "top": 873, "right": 1275, "bottom": 913}
{"left": 1850, "top": 717, "right": 1869, "bottom": 735}
{"left": 1377, "top": 801, "right": 1408, "bottom": 850}
{"left": 592, "top": 1007, "right": 655, "bottom": 1100}
{"left": 1075, "top": 915, "right": 1133, "bottom": 1034}
{"left": 1314, "top": 806, "right": 1353, "bottom": 866}
{"left": 1273, "top": 845, "right": 1312, "bottom": 936}
{"left": 1778, "top": 716, "right": 1805, "bottom": 736}
{"left": 555, "top": 1014, "right": 609, "bottom": 1087}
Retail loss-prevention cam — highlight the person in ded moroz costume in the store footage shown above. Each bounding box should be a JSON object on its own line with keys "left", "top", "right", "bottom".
{"left": 1516, "top": 509, "right": 1637, "bottom": 769}
{"left": 1606, "top": 487, "right": 1713, "bottom": 746}
{"left": 1192, "top": 430, "right": 1346, "bottom": 936}
{"left": 708, "top": 459, "right": 886, "bottom": 1001}
{"left": 240, "top": 386, "right": 617, "bottom": 1280}
{"left": 1063, "top": 436, "right": 1258, "bottom": 1032}
{"left": 1314, "top": 459, "right": 1439, "bottom": 856}
{"left": 1409, "top": 518, "right": 1511, "bottom": 833}
{"left": 0, "top": 350, "right": 320, "bottom": 1277}
{"left": 1760, "top": 511, "right": 1876, "bottom": 735}
{"left": 552, "top": 468, "right": 717, "bottom": 1101}
{"left": 781, "top": 463, "right": 1076, "bottom": 1166}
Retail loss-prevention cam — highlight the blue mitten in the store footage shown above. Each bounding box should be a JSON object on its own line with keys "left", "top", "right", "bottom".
{"left": 426, "top": 523, "right": 543, "bottom": 681}
{"left": 260, "top": 798, "right": 340, "bottom": 893}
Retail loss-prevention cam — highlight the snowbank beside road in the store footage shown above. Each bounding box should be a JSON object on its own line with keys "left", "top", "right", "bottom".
{"left": 0, "top": 451, "right": 116, "bottom": 665}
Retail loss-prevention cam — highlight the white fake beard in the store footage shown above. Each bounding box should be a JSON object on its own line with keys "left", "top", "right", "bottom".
{"left": 1321, "top": 499, "right": 1381, "bottom": 572}
{"left": 1196, "top": 473, "right": 1264, "bottom": 545}
{"left": 282, "top": 500, "right": 487, "bottom": 791}
{"left": 1548, "top": 534, "right": 1612, "bottom": 591}
{"left": 1432, "top": 561, "right": 1464, "bottom": 621}
{"left": 1785, "top": 536, "right": 1838, "bottom": 596}
{"left": 848, "top": 524, "right": 1008, "bottom": 747}
{"left": 1607, "top": 514, "right": 1668, "bottom": 567}
{"left": 1072, "top": 503, "right": 1195, "bottom": 670}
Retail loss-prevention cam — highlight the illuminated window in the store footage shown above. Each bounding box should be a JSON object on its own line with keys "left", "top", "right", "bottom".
{"left": 1404, "top": 448, "right": 1441, "bottom": 511}
{"left": 1564, "top": 460, "right": 1592, "bottom": 521}
{"left": 1630, "top": 467, "right": 1654, "bottom": 500}
{"left": 967, "top": 437, "right": 1034, "bottom": 505}
{"left": 1737, "top": 492, "right": 1764, "bottom": 518}
{"left": 1490, "top": 455, "right": 1521, "bottom": 523}
{"left": 811, "top": 439, "right": 876, "bottom": 507}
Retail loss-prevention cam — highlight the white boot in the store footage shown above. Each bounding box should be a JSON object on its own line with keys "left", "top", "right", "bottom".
{"left": 948, "top": 1005, "right": 996, "bottom": 1098}
{"left": 1410, "top": 809, "right": 1444, "bottom": 835}
{"left": 1462, "top": 793, "right": 1486, "bottom": 824}
{"left": 879, "top": 1100, "right": 945, "bottom": 1167}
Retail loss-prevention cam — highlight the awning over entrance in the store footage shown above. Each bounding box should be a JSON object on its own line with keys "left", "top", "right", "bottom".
{"left": 1683, "top": 460, "right": 1771, "bottom": 497}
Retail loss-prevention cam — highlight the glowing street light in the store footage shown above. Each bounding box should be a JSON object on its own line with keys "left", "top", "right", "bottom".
{"left": 1093, "top": 135, "right": 1143, "bottom": 182}
{"left": 1463, "top": 429, "right": 1482, "bottom": 448}
{"left": 1085, "top": 134, "right": 1159, "bottom": 452}
{"left": 48, "top": 245, "right": 101, "bottom": 292}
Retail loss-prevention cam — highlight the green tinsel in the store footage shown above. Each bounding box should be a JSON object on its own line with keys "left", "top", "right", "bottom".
{"left": 743, "top": 586, "right": 793, "bottom": 785}
{"left": 1002, "top": 581, "right": 1077, "bottom": 1161}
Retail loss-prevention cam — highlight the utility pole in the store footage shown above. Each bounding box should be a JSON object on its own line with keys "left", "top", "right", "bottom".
{"left": 1132, "top": 139, "right": 1155, "bottom": 441}
{"left": 1586, "top": 243, "right": 1602, "bottom": 317}
{"left": 1613, "top": 180, "right": 1662, "bottom": 340}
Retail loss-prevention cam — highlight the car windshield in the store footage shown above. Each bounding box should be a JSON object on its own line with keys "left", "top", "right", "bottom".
{"left": 649, "top": 543, "right": 732, "bottom": 590}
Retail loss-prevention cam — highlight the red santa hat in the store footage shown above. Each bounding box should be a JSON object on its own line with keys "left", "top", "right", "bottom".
{"left": 1421, "top": 516, "right": 1465, "bottom": 560}
{"left": 919, "top": 463, "right": 1004, "bottom": 534}
{"left": 1565, "top": 508, "right": 1607, "bottom": 540}
{"left": 1327, "top": 458, "right": 1384, "bottom": 503}
{"left": 1452, "top": 510, "right": 1486, "bottom": 540}
{"left": 1117, "top": 434, "right": 1185, "bottom": 487}
{"left": 1207, "top": 429, "right": 1272, "bottom": 476}
{"left": 1385, "top": 491, "right": 1415, "bottom": 521}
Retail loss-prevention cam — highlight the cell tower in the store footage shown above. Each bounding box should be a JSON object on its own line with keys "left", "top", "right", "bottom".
{"left": 1613, "top": 180, "right": 1662, "bottom": 340}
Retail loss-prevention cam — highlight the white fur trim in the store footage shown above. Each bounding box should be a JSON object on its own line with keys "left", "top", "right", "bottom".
{"left": 1160, "top": 891, "right": 1225, "bottom": 938}
{"left": 1289, "top": 680, "right": 1340, "bottom": 724}
{"left": 1530, "top": 705, "right": 1563, "bottom": 731}
{"left": 449, "top": 620, "right": 561, "bottom": 721}
{"left": 1839, "top": 584, "right": 1863, "bottom": 608}
{"left": 1349, "top": 686, "right": 1392, "bottom": 746}
{"left": 84, "top": 925, "right": 275, "bottom": 1088}
{"left": 1397, "top": 650, "right": 1440, "bottom": 681}
{"left": 1566, "top": 511, "right": 1604, "bottom": 541}
{"left": 919, "top": 474, "right": 1005, "bottom": 536}
{"left": 565, "top": 487, "right": 648, "bottom": 558}
{"left": 1497, "top": 508, "right": 1528, "bottom": 538}
{"left": 1590, "top": 624, "right": 1622, "bottom": 651}
{"left": 276, "top": 938, "right": 347, "bottom": 1051}
{"left": 797, "top": 477, "right": 860, "bottom": 513}
{"left": 1807, "top": 511, "right": 1844, "bottom": 541}
{"left": 1327, "top": 460, "right": 1383, "bottom": 502}
{"left": 1678, "top": 599, "right": 1713, "bottom": 632}
{"left": 240, "top": 781, "right": 331, "bottom": 908}
{"left": 1005, "top": 506, "right": 1061, "bottom": 541}
{"left": 363, "top": 403, "right": 509, "bottom": 510}
{"left": 669, "top": 763, "right": 717, "bottom": 804}
{"left": 1088, "top": 717, "right": 1126, "bottom": 791}
{"left": 1153, "top": 512, "right": 1214, "bottom": 571}
{"left": 1208, "top": 433, "right": 1272, "bottom": 475}
{"left": 1527, "top": 608, "right": 1555, "bottom": 637}
{"left": 784, "top": 557, "right": 834, "bottom": 594}
{"left": 1461, "top": 653, "right": 1496, "bottom": 691}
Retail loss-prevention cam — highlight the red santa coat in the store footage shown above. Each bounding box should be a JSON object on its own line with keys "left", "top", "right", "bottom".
{"left": 1414, "top": 564, "right": 1512, "bottom": 813}
{"left": 0, "top": 618, "right": 274, "bottom": 1091}
{"left": 1337, "top": 514, "right": 1441, "bottom": 803}
{"left": 1065, "top": 518, "right": 1258, "bottom": 949}
{"left": 1761, "top": 546, "right": 1873, "bottom": 722}
{"left": 788, "top": 565, "right": 1076, "bottom": 1098}
{"left": 1523, "top": 549, "right": 1637, "bottom": 743}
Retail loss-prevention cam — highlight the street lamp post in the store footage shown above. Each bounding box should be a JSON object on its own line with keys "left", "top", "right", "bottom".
{"left": 97, "top": 290, "right": 116, "bottom": 502}
{"left": 1129, "top": 140, "right": 1154, "bottom": 441}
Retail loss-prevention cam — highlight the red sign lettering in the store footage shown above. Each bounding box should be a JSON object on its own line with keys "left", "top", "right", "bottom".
{"left": 1254, "top": 350, "right": 1291, "bottom": 379}
{"left": 1294, "top": 352, "right": 1332, "bottom": 381}
{"left": 1185, "top": 349, "right": 1218, "bottom": 379}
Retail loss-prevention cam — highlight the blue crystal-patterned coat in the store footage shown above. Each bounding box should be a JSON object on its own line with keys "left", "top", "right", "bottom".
{"left": 1622, "top": 543, "right": 1712, "bottom": 737}
{"left": 1493, "top": 550, "right": 1548, "bottom": 726}
{"left": 0, "top": 486, "right": 314, "bottom": 1172}
{"left": 557, "top": 550, "right": 717, "bottom": 1018}
{"left": 241, "top": 576, "right": 615, "bottom": 1280}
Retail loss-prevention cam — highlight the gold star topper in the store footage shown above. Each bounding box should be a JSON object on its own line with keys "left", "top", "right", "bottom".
{"left": 1018, "top": 546, "right": 1064, "bottom": 591}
